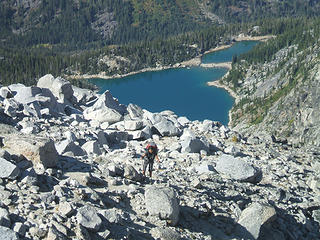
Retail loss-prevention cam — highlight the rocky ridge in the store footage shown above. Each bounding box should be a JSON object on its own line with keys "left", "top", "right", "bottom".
{"left": 0, "top": 74, "right": 319, "bottom": 239}
{"left": 227, "top": 42, "right": 320, "bottom": 147}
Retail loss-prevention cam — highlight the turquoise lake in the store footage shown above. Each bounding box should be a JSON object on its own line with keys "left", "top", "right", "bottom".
{"left": 90, "top": 41, "right": 259, "bottom": 125}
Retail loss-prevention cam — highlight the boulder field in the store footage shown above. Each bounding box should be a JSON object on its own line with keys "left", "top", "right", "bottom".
{"left": 0, "top": 74, "right": 319, "bottom": 240}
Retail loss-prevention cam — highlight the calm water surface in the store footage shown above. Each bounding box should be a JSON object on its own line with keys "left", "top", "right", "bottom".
{"left": 90, "top": 41, "right": 259, "bottom": 125}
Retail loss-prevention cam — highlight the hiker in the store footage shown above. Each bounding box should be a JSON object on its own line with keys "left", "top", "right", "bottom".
{"left": 141, "top": 142, "right": 160, "bottom": 178}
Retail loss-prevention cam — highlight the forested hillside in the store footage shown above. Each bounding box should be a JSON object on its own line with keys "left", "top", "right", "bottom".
{"left": 1, "top": 0, "right": 320, "bottom": 85}
{"left": 2, "top": 0, "right": 320, "bottom": 48}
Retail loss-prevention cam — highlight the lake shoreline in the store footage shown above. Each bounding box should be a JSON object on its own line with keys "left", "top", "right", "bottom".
{"left": 206, "top": 35, "right": 274, "bottom": 125}
{"left": 207, "top": 79, "right": 237, "bottom": 125}
{"left": 67, "top": 35, "right": 274, "bottom": 81}
{"left": 72, "top": 35, "right": 274, "bottom": 126}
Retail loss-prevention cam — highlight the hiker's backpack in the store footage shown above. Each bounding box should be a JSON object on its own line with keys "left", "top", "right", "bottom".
{"left": 146, "top": 142, "right": 158, "bottom": 153}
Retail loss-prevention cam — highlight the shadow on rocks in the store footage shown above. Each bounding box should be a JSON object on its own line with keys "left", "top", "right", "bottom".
{"left": 87, "top": 190, "right": 158, "bottom": 240}
{"left": 178, "top": 205, "right": 255, "bottom": 240}
{"left": 259, "top": 205, "right": 320, "bottom": 240}
{"left": 90, "top": 217, "right": 157, "bottom": 240}
{"left": 59, "top": 155, "right": 92, "bottom": 173}
{"left": 36, "top": 156, "right": 93, "bottom": 192}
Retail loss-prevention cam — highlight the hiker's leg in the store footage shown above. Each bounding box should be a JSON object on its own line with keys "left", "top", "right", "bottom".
{"left": 149, "top": 161, "right": 154, "bottom": 177}
{"left": 143, "top": 160, "right": 148, "bottom": 176}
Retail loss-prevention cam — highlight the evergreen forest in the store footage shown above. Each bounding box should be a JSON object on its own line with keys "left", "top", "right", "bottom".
{"left": 1, "top": 0, "right": 320, "bottom": 85}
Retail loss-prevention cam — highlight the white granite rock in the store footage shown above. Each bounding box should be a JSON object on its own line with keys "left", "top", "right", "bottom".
{"left": 215, "top": 154, "right": 260, "bottom": 182}
{"left": 0, "top": 158, "right": 20, "bottom": 180}
{"left": 76, "top": 205, "right": 102, "bottom": 232}
{"left": 83, "top": 90, "right": 126, "bottom": 124}
{"left": 237, "top": 202, "right": 276, "bottom": 239}
{"left": 0, "top": 226, "right": 19, "bottom": 240}
{"left": 3, "top": 135, "right": 58, "bottom": 168}
{"left": 82, "top": 140, "right": 102, "bottom": 155}
{"left": 145, "top": 186, "right": 180, "bottom": 226}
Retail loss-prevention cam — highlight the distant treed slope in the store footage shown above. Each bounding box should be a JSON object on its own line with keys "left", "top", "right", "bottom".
{"left": 0, "top": 16, "right": 312, "bottom": 86}
{"left": 206, "top": 0, "right": 320, "bottom": 22}
{"left": 0, "top": 0, "right": 210, "bottom": 48}
{"left": 0, "top": 22, "right": 240, "bottom": 85}
{"left": 2, "top": 0, "right": 320, "bottom": 49}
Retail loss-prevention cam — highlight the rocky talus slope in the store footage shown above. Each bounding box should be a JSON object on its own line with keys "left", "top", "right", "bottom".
{"left": 0, "top": 74, "right": 319, "bottom": 240}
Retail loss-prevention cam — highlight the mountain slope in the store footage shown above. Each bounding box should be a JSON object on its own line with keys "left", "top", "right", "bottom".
{"left": 0, "top": 0, "right": 210, "bottom": 48}
{"left": 2, "top": 0, "right": 320, "bottom": 49}
{"left": 222, "top": 18, "right": 320, "bottom": 146}
{"left": 0, "top": 75, "right": 320, "bottom": 239}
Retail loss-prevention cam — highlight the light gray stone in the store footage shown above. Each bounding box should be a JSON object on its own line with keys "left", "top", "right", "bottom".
{"left": 124, "top": 120, "right": 144, "bottom": 131}
{"left": 72, "top": 86, "right": 96, "bottom": 104}
{"left": 0, "top": 87, "right": 13, "bottom": 99}
{"left": 99, "top": 209, "right": 123, "bottom": 224}
{"left": 141, "top": 126, "right": 152, "bottom": 139}
{"left": 145, "top": 186, "right": 180, "bottom": 226}
{"left": 46, "top": 225, "right": 67, "bottom": 240}
{"left": 224, "top": 145, "right": 242, "bottom": 156}
{"left": 18, "top": 121, "right": 39, "bottom": 135}
{"left": 199, "top": 119, "right": 214, "bottom": 132}
{"left": 98, "top": 228, "right": 111, "bottom": 239}
{"left": 3, "top": 99, "right": 20, "bottom": 118}
{"left": 0, "top": 208, "right": 11, "bottom": 228}
{"left": 247, "top": 136, "right": 261, "bottom": 145}
{"left": 127, "top": 103, "right": 144, "bottom": 119}
{"left": 23, "top": 102, "right": 41, "bottom": 118}
{"left": 55, "top": 139, "right": 86, "bottom": 156}
{"left": 97, "top": 131, "right": 109, "bottom": 146}
{"left": 194, "top": 162, "right": 215, "bottom": 174}
{"left": 150, "top": 227, "right": 181, "bottom": 240}
{"left": 312, "top": 209, "right": 320, "bottom": 224}
{"left": 76, "top": 205, "right": 102, "bottom": 232}
{"left": 82, "top": 140, "right": 101, "bottom": 155}
{"left": 237, "top": 202, "right": 276, "bottom": 240}
{"left": 128, "top": 125, "right": 152, "bottom": 140}
{"left": 144, "top": 112, "right": 163, "bottom": 125}
{"left": 0, "top": 150, "right": 11, "bottom": 161}
{"left": 65, "top": 131, "right": 76, "bottom": 142}
{"left": 0, "top": 226, "right": 19, "bottom": 240}
{"left": 9, "top": 84, "right": 62, "bottom": 114}
{"left": 9, "top": 84, "right": 40, "bottom": 104}
{"left": 58, "top": 202, "right": 74, "bottom": 217}
{"left": 83, "top": 90, "right": 125, "bottom": 124}
{"left": 215, "top": 154, "right": 259, "bottom": 182}
{"left": 0, "top": 190, "right": 11, "bottom": 202}
{"left": 37, "top": 74, "right": 75, "bottom": 105}
{"left": 180, "top": 137, "right": 208, "bottom": 153}
{"left": 29, "top": 226, "right": 47, "bottom": 239}
{"left": 123, "top": 165, "right": 142, "bottom": 182}
{"left": 0, "top": 124, "right": 18, "bottom": 135}
{"left": 40, "top": 108, "right": 51, "bottom": 117}
{"left": 180, "top": 129, "right": 196, "bottom": 140}
{"left": 177, "top": 116, "right": 190, "bottom": 126}
{"left": 191, "top": 178, "right": 202, "bottom": 188}
{"left": 106, "top": 164, "right": 124, "bottom": 177}
{"left": 0, "top": 158, "right": 20, "bottom": 180}
{"left": 154, "top": 118, "right": 180, "bottom": 137}
{"left": 3, "top": 135, "right": 58, "bottom": 168}
{"left": 12, "top": 222, "right": 27, "bottom": 237}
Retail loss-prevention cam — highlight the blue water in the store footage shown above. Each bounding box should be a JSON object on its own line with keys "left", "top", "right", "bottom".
{"left": 202, "top": 41, "right": 259, "bottom": 64}
{"left": 90, "top": 41, "right": 259, "bottom": 125}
